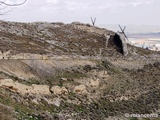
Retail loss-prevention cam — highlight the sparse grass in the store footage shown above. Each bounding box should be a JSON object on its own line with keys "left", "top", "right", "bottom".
{"left": 44, "top": 70, "right": 86, "bottom": 86}
{"left": 129, "top": 118, "right": 138, "bottom": 120}
{"left": 0, "top": 87, "right": 57, "bottom": 120}
{"left": 0, "top": 60, "right": 160, "bottom": 120}
{"left": 0, "top": 20, "right": 160, "bottom": 120}
{"left": 0, "top": 103, "right": 15, "bottom": 120}
{"left": 9, "top": 68, "right": 87, "bottom": 87}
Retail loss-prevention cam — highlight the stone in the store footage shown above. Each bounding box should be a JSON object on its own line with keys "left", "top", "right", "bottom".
{"left": 0, "top": 79, "right": 51, "bottom": 95}
{"left": 90, "top": 79, "right": 100, "bottom": 88}
{"left": 50, "top": 86, "right": 68, "bottom": 95}
{"left": 74, "top": 85, "right": 87, "bottom": 94}
{"left": 53, "top": 98, "right": 61, "bottom": 107}
{"left": 96, "top": 71, "right": 108, "bottom": 78}
{"left": 104, "top": 34, "right": 110, "bottom": 48}
{"left": 31, "top": 84, "right": 51, "bottom": 95}
{"left": 61, "top": 78, "right": 68, "bottom": 81}
{"left": 32, "top": 99, "right": 39, "bottom": 104}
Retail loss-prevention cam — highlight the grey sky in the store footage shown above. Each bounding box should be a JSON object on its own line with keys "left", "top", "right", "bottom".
{"left": 1, "top": 0, "right": 160, "bottom": 25}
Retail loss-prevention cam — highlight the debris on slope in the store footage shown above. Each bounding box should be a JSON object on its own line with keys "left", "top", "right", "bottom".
{"left": 0, "top": 21, "right": 129, "bottom": 57}
{"left": 0, "top": 21, "right": 160, "bottom": 119}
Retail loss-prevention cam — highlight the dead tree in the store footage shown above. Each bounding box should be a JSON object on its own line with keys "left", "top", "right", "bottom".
{"left": 0, "top": 0, "right": 27, "bottom": 15}
{"left": 118, "top": 24, "right": 128, "bottom": 41}
{"left": 91, "top": 17, "right": 96, "bottom": 26}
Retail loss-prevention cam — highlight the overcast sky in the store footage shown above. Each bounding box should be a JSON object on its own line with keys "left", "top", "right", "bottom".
{"left": 1, "top": 0, "right": 160, "bottom": 25}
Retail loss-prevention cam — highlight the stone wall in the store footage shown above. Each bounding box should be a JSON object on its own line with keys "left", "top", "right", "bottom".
{"left": 0, "top": 52, "right": 49, "bottom": 60}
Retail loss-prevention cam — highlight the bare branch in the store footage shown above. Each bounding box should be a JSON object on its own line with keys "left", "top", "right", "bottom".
{"left": 0, "top": 6, "right": 7, "bottom": 10}
{"left": 123, "top": 26, "right": 126, "bottom": 31}
{"left": 0, "top": 8, "right": 12, "bottom": 15}
{"left": 118, "top": 24, "right": 129, "bottom": 41}
{"left": 0, "top": 0, "right": 27, "bottom": 6}
{"left": 0, "top": 0, "right": 26, "bottom": 15}
{"left": 0, "top": 0, "right": 6, "bottom": 5}
{"left": 91, "top": 17, "right": 96, "bottom": 26}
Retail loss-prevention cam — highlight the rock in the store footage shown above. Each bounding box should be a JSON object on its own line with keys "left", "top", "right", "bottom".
{"left": 50, "top": 86, "right": 68, "bottom": 95}
{"left": 53, "top": 98, "right": 61, "bottom": 107}
{"left": 90, "top": 79, "right": 100, "bottom": 88}
{"left": 38, "top": 112, "right": 54, "bottom": 120}
{"left": 104, "top": 34, "right": 110, "bottom": 48}
{"left": 61, "top": 78, "right": 67, "bottom": 81}
{"left": 97, "top": 71, "right": 108, "bottom": 78}
{"left": 31, "top": 84, "right": 51, "bottom": 95}
{"left": 0, "top": 79, "right": 51, "bottom": 95}
{"left": 32, "top": 99, "right": 39, "bottom": 104}
{"left": 117, "top": 96, "right": 129, "bottom": 101}
{"left": 74, "top": 85, "right": 87, "bottom": 94}
{"left": 88, "top": 70, "right": 109, "bottom": 79}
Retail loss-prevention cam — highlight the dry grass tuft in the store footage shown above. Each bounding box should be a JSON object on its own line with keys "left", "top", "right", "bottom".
{"left": 0, "top": 103, "right": 15, "bottom": 120}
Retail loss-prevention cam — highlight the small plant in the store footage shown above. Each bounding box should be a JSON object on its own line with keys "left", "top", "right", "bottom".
{"left": 130, "top": 118, "right": 138, "bottom": 120}
{"left": 0, "top": 103, "right": 15, "bottom": 120}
